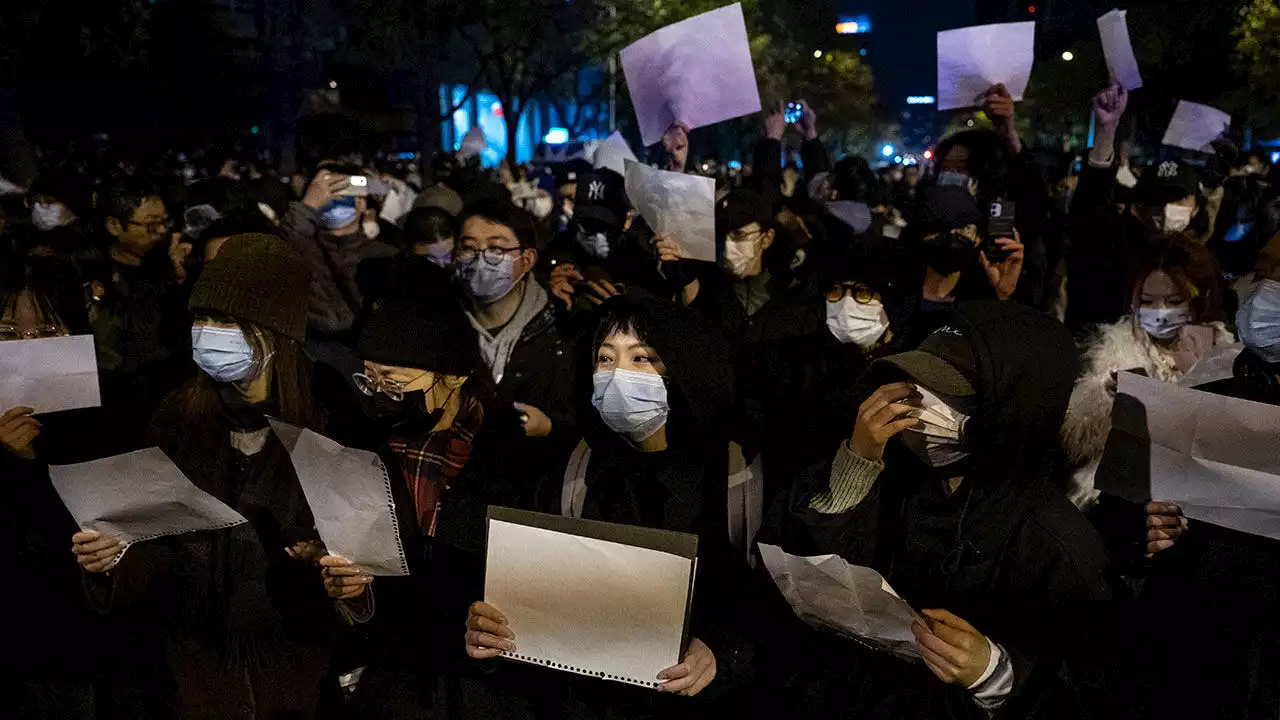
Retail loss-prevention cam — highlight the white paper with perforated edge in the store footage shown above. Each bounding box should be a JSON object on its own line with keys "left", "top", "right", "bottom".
{"left": 485, "top": 518, "right": 695, "bottom": 689}
{"left": 270, "top": 420, "right": 410, "bottom": 576}
{"left": 49, "top": 447, "right": 247, "bottom": 562}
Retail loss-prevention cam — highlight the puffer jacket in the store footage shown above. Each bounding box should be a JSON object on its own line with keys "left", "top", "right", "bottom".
{"left": 1061, "top": 318, "right": 1234, "bottom": 509}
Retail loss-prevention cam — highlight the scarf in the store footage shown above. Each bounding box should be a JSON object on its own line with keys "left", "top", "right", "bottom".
{"left": 386, "top": 394, "right": 484, "bottom": 536}
{"left": 467, "top": 279, "right": 548, "bottom": 384}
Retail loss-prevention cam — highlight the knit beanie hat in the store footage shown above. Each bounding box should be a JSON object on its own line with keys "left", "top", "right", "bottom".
{"left": 357, "top": 257, "right": 480, "bottom": 376}
{"left": 189, "top": 233, "right": 311, "bottom": 343}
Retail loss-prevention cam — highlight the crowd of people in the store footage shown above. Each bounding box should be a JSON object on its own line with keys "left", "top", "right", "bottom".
{"left": 2, "top": 79, "right": 1280, "bottom": 720}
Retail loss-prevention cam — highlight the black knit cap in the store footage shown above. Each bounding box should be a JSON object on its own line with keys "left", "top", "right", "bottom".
{"left": 189, "top": 233, "right": 311, "bottom": 343}
{"left": 357, "top": 258, "right": 480, "bottom": 376}
{"left": 716, "top": 188, "right": 774, "bottom": 238}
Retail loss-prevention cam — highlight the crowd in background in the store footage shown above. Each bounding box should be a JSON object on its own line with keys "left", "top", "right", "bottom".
{"left": 3, "top": 80, "right": 1280, "bottom": 720}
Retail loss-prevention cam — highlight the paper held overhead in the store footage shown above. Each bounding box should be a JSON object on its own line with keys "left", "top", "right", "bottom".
{"left": 619, "top": 2, "right": 762, "bottom": 147}
{"left": 1162, "top": 100, "right": 1231, "bottom": 152}
{"left": 1097, "top": 9, "right": 1143, "bottom": 91}
{"left": 623, "top": 160, "right": 717, "bottom": 263}
{"left": 0, "top": 334, "right": 100, "bottom": 414}
{"left": 935, "top": 21, "right": 1036, "bottom": 111}
{"left": 270, "top": 420, "right": 410, "bottom": 577}
{"left": 48, "top": 447, "right": 248, "bottom": 559}
{"left": 593, "top": 131, "right": 639, "bottom": 177}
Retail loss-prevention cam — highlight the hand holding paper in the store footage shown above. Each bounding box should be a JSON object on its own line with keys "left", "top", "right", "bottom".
{"left": 623, "top": 161, "right": 716, "bottom": 262}
{"left": 758, "top": 543, "right": 922, "bottom": 661}
{"left": 936, "top": 22, "right": 1036, "bottom": 111}
{"left": 620, "top": 3, "right": 761, "bottom": 147}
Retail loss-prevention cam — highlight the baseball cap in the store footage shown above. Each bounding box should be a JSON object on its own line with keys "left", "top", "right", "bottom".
{"left": 871, "top": 324, "right": 976, "bottom": 397}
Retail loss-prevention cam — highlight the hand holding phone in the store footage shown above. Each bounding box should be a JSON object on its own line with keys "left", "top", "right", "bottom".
{"left": 339, "top": 175, "right": 369, "bottom": 197}
{"left": 785, "top": 103, "right": 803, "bottom": 124}
{"left": 984, "top": 200, "right": 1016, "bottom": 262}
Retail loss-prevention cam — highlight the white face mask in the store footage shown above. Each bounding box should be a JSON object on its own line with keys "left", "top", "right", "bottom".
{"left": 31, "top": 201, "right": 72, "bottom": 231}
{"left": 899, "top": 386, "right": 969, "bottom": 467}
{"left": 591, "top": 368, "right": 669, "bottom": 440}
{"left": 1137, "top": 305, "right": 1192, "bottom": 340}
{"left": 576, "top": 229, "right": 612, "bottom": 259}
{"left": 723, "top": 236, "right": 764, "bottom": 278}
{"left": 1163, "top": 204, "right": 1193, "bottom": 233}
{"left": 825, "top": 297, "right": 889, "bottom": 349}
{"left": 1236, "top": 279, "right": 1280, "bottom": 363}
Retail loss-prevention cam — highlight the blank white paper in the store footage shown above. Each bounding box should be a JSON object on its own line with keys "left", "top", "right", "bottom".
{"left": 1161, "top": 100, "right": 1231, "bottom": 152}
{"left": 1114, "top": 373, "right": 1280, "bottom": 539}
{"left": 1097, "top": 10, "right": 1143, "bottom": 91}
{"left": 936, "top": 22, "right": 1036, "bottom": 111}
{"left": 758, "top": 543, "right": 922, "bottom": 662}
{"left": 0, "top": 335, "right": 100, "bottom": 414}
{"left": 623, "top": 160, "right": 717, "bottom": 262}
{"left": 593, "top": 131, "right": 639, "bottom": 178}
{"left": 270, "top": 420, "right": 410, "bottom": 577}
{"left": 620, "top": 3, "right": 762, "bottom": 147}
{"left": 49, "top": 447, "right": 247, "bottom": 552}
{"left": 485, "top": 519, "right": 694, "bottom": 688}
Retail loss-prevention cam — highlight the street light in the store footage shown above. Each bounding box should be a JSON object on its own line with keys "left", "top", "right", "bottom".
{"left": 881, "top": 144, "right": 895, "bottom": 158}
{"left": 813, "top": 49, "right": 823, "bottom": 59}
{"left": 1061, "top": 50, "right": 1075, "bottom": 61}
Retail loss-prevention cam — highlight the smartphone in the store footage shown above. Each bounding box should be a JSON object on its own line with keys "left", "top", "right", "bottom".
{"left": 339, "top": 175, "right": 369, "bottom": 197}
{"left": 984, "top": 200, "right": 1016, "bottom": 262}
{"left": 785, "top": 102, "right": 803, "bottom": 124}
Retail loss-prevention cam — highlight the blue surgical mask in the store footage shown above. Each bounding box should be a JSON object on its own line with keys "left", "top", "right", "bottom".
{"left": 423, "top": 244, "right": 454, "bottom": 268}
{"left": 318, "top": 198, "right": 358, "bottom": 229}
{"left": 457, "top": 254, "right": 517, "bottom": 303}
{"left": 191, "top": 325, "right": 268, "bottom": 382}
{"left": 1237, "top": 279, "right": 1280, "bottom": 363}
{"left": 936, "top": 171, "right": 972, "bottom": 190}
{"left": 591, "top": 368, "right": 669, "bottom": 440}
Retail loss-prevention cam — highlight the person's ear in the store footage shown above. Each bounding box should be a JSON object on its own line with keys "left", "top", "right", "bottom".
{"left": 517, "top": 247, "right": 538, "bottom": 275}
{"left": 760, "top": 229, "right": 776, "bottom": 251}
{"left": 105, "top": 216, "right": 123, "bottom": 238}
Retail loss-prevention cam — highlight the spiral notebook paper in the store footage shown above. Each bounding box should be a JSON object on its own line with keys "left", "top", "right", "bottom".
{"left": 269, "top": 420, "right": 410, "bottom": 577}
{"left": 49, "top": 448, "right": 247, "bottom": 558}
{"left": 484, "top": 506, "right": 698, "bottom": 689}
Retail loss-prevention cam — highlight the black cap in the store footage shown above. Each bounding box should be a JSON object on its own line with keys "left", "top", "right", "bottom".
{"left": 872, "top": 324, "right": 976, "bottom": 397}
{"left": 716, "top": 188, "right": 774, "bottom": 238}
{"left": 1136, "top": 159, "right": 1200, "bottom": 206}
{"left": 357, "top": 258, "right": 480, "bottom": 376}
{"left": 911, "top": 185, "right": 985, "bottom": 236}
{"left": 574, "top": 169, "right": 629, "bottom": 230}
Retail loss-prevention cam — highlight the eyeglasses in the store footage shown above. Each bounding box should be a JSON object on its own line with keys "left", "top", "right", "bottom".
{"left": 726, "top": 228, "right": 766, "bottom": 245}
{"left": 826, "top": 284, "right": 880, "bottom": 304}
{"left": 454, "top": 246, "right": 524, "bottom": 266}
{"left": 128, "top": 216, "right": 171, "bottom": 234}
{"left": 352, "top": 370, "right": 432, "bottom": 401}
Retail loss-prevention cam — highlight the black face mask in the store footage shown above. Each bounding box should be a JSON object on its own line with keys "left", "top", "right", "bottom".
{"left": 364, "top": 387, "right": 450, "bottom": 436}
{"left": 922, "top": 231, "right": 976, "bottom": 275}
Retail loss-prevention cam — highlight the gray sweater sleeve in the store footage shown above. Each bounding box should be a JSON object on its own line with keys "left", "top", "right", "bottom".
{"left": 808, "top": 442, "right": 884, "bottom": 514}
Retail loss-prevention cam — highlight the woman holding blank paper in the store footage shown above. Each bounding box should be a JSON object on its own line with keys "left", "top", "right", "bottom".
{"left": 463, "top": 295, "right": 759, "bottom": 717}
{"left": 70, "top": 233, "right": 334, "bottom": 719}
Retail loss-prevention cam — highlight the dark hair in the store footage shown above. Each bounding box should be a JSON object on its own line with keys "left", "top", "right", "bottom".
{"left": 0, "top": 230, "right": 93, "bottom": 335}
{"left": 1131, "top": 233, "right": 1223, "bottom": 323}
{"left": 458, "top": 200, "right": 538, "bottom": 249}
{"left": 98, "top": 176, "right": 162, "bottom": 226}
{"left": 933, "top": 130, "right": 1009, "bottom": 204}
{"left": 179, "top": 315, "right": 321, "bottom": 430}
{"left": 403, "top": 207, "right": 456, "bottom": 247}
{"left": 830, "top": 156, "right": 882, "bottom": 205}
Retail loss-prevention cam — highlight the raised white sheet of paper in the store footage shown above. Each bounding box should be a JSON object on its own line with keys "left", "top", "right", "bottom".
{"left": 0, "top": 334, "right": 100, "bottom": 414}
{"left": 1113, "top": 372, "right": 1280, "bottom": 539}
{"left": 1161, "top": 100, "right": 1231, "bottom": 152}
{"left": 593, "top": 131, "right": 639, "bottom": 178}
{"left": 270, "top": 420, "right": 409, "bottom": 577}
{"left": 623, "top": 160, "right": 717, "bottom": 262}
{"left": 485, "top": 518, "right": 693, "bottom": 688}
{"left": 49, "top": 447, "right": 247, "bottom": 557}
{"left": 620, "top": 3, "right": 762, "bottom": 147}
{"left": 1097, "top": 10, "right": 1143, "bottom": 91}
{"left": 936, "top": 22, "right": 1036, "bottom": 111}
{"left": 758, "top": 543, "right": 922, "bottom": 662}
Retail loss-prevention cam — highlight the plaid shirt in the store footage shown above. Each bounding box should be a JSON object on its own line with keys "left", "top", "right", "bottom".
{"left": 386, "top": 395, "right": 484, "bottom": 536}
